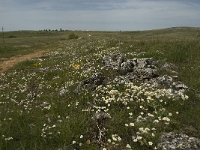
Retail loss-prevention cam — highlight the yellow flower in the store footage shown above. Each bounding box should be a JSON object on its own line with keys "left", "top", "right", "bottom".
{"left": 72, "top": 64, "right": 80, "bottom": 70}
{"left": 33, "top": 63, "right": 42, "bottom": 68}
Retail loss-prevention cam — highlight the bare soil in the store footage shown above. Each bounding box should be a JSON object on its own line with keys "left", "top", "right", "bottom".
{"left": 0, "top": 50, "right": 46, "bottom": 73}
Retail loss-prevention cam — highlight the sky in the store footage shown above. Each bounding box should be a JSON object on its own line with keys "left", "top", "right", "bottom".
{"left": 0, "top": 0, "right": 200, "bottom": 31}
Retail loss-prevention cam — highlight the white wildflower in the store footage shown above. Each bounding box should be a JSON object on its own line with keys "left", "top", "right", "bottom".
{"left": 125, "top": 123, "right": 129, "bottom": 127}
{"left": 153, "top": 120, "right": 159, "bottom": 123}
{"left": 148, "top": 141, "right": 153, "bottom": 146}
{"left": 126, "top": 144, "right": 132, "bottom": 149}
{"left": 79, "top": 143, "right": 82, "bottom": 146}
{"left": 4, "top": 137, "right": 13, "bottom": 141}
{"left": 162, "top": 117, "right": 170, "bottom": 122}
{"left": 107, "top": 139, "right": 112, "bottom": 143}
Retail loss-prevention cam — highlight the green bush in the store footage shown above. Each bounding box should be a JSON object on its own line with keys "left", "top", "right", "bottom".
{"left": 68, "top": 33, "right": 79, "bottom": 39}
{"left": 8, "top": 35, "right": 17, "bottom": 38}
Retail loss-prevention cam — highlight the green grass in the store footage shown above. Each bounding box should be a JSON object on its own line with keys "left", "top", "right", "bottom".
{"left": 0, "top": 27, "right": 200, "bottom": 149}
{"left": 0, "top": 31, "right": 83, "bottom": 58}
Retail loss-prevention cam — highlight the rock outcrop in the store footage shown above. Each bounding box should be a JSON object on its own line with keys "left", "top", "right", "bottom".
{"left": 102, "top": 53, "right": 187, "bottom": 91}
{"left": 158, "top": 132, "right": 200, "bottom": 150}
{"left": 77, "top": 53, "right": 188, "bottom": 93}
{"left": 103, "top": 53, "right": 159, "bottom": 80}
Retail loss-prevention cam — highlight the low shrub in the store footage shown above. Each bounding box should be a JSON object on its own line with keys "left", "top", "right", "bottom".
{"left": 68, "top": 33, "right": 79, "bottom": 39}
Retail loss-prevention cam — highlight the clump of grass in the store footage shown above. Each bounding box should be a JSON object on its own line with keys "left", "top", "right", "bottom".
{"left": 0, "top": 46, "right": 23, "bottom": 58}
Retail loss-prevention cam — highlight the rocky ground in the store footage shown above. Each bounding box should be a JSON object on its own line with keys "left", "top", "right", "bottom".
{"left": 76, "top": 52, "right": 200, "bottom": 149}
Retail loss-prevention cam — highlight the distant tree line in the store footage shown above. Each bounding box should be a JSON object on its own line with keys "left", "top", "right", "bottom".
{"left": 39, "top": 28, "right": 70, "bottom": 32}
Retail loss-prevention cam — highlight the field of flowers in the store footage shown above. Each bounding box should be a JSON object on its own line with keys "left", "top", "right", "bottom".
{"left": 0, "top": 28, "right": 200, "bottom": 149}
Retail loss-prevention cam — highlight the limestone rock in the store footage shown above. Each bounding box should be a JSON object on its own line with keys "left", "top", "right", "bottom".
{"left": 93, "top": 111, "right": 111, "bottom": 122}
{"left": 119, "top": 59, "right": 136, "bottom": 74}
{"left": 158, "top": 132, "right": 200, "bottom": 150}
{"left": 76, "top": 73, "right": 106, "bottom": 92}
{"left": 102, "top": 53, "right": 125, "bottom": 70}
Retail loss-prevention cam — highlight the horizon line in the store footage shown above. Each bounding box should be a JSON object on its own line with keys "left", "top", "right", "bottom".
{"left": 2, "top": 26, "right": 200, "bottom": 32}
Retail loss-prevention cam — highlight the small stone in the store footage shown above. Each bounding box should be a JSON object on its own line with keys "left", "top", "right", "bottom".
{"left": 175, "top": 82, "right": 188, "bottom": 90}
{"left": 86, "top": 139, "right": 91, "bottom": 144}
{"left": 93, "top": 111, "right": 111, "bottom": 121}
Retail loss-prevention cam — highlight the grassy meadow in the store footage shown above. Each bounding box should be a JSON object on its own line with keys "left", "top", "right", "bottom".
{"left": 0, "top": 27, "right": 200, "bottom": 149}
{"left": 0, "top": 31, "right": 74, "bottom": 59}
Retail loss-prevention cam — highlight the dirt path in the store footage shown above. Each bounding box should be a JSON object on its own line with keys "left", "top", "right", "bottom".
{"left": 0, "top": 50, "right": 47, "bottom": 73}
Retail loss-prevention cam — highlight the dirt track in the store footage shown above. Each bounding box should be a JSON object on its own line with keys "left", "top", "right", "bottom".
{"left": 0, "top": 50, "right": 46, "bottom": 73}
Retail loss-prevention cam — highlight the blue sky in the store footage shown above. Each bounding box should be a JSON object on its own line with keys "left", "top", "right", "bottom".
{"left": 0, "top": 0, "right": 200, "bottom": 31}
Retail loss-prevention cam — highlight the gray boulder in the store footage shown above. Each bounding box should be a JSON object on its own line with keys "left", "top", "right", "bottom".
{"left": 119, "top": 59, "right": 136, "bottom": 74}
{"left": 76, "top": 73, "right": 106, "bottom": 92}
{"left": 136, "top": 58, "right": 157, "bottom": 68}
{"left": 157, "top": 75, "right": 173, "bottom": 87}
{"left": 158, "top": 132, "right": 200, "bottom": 150}
{"left": 134, "top": 67, "right": 158, "bottom": 80}
{"left": 102, "top": 53, "right": 125, "bottom": 70}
